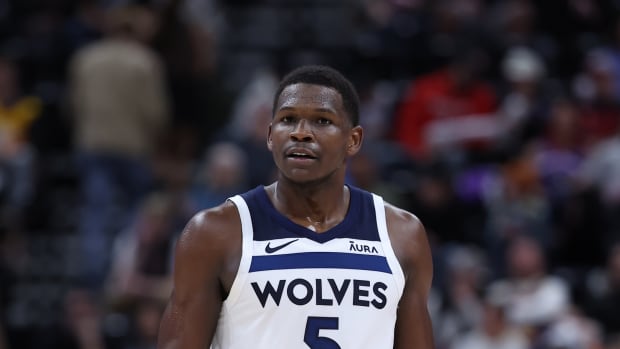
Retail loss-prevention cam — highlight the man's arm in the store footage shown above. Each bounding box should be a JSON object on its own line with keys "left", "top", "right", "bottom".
{"left": 386, "top": 204, "right": 435, "bottom": 349}
{"left": 157, "top": 202, "right": 242, "bottom": 349}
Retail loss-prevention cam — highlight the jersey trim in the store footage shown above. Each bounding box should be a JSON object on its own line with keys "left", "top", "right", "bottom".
{"left": 226, "top": 195, "right": 254, "bottom": 305}
{"left": 254, "top": 185, "right": 362, "bottom": 243}
{"left": 372, "top": 194, "right": 406, "bottom": 298}
{"left": 249, "top": 252, "right": 392, "bottom": 273}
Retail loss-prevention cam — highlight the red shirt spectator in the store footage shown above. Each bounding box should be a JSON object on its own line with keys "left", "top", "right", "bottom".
{"left": 393, "top": 67, "right": 497, "bottom": 159}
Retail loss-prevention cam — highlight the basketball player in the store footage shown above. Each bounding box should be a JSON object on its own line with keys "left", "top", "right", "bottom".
{"left": 157, "top": 65, "right": 435, "bottom": 348}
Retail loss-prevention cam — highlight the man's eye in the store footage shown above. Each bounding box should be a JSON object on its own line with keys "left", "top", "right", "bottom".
{"left": 281, "top": 116, "right": 294, "bottom": 123}
{"left": 317, "top": 118, "right": 332, "bottom": 125}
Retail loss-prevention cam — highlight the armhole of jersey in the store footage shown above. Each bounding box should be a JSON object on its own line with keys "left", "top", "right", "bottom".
{"left": 372, "top": 194, "right": 405, "bottom": 297}
{"left": 225, "top": 195, "right": 254, "bottom": 306}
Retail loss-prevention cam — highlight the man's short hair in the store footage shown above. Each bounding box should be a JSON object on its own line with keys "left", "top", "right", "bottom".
{"left": 273, "top": 65, "right": 360, "bottom": 126}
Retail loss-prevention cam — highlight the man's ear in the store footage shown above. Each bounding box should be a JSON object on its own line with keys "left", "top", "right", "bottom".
{"left": 267, "top": 123, "right": 273, "bottom": 151}
{"left": 346, "top": 125, "right": 364, "bottom": 156}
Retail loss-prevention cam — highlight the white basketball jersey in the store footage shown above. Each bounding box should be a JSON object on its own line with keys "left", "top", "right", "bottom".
{"left": 211, "top": 185, "right": 405, "bottom": 349}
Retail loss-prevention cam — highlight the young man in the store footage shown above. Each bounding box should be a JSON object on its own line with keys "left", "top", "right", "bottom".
{"left": 157, "top": 65, "right": 435, "bottom": 348}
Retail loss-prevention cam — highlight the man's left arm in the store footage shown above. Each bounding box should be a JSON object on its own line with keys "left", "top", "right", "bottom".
{"left": 386, "top": 204, "right": 435, "bottom": 349}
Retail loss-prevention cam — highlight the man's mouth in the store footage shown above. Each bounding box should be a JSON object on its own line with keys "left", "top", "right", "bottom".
{"left": 287, "top": 152, "right": 316, "bottom": 159}
{"left": 285, "top": 148, "right": 317, "bottom": 160}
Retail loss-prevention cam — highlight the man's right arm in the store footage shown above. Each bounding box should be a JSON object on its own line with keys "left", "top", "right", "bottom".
{"left": 157, "top": 202, "right": 241, "bottom": 349}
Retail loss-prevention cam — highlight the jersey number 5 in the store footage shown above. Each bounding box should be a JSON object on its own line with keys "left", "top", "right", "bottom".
{"left": 304, "top": 316, "right": 341, "bottom": 349}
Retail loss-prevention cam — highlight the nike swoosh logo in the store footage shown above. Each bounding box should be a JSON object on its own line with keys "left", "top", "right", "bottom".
{"left": 265, "top": 239, "right": 300, "bottom": 254}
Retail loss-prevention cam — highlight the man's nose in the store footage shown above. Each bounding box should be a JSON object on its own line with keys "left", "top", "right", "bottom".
{"left": 290, "top": 119, "right": 314, "bottom": 141}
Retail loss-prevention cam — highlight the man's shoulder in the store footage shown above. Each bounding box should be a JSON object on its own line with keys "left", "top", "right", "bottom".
{"left": 361, "top": 189, "right": 419, "bottom": 226}
{"left": 383, "top": 201, "right": 423, "bottom": 230}
{"left": 382, "top": 201, "right": 428, "bottom": 269}
{"left": 177, "top": 200, "right": 242, "bottom": 253}
{"left": 189, "top": 200, "right": 240, "bottom": 232}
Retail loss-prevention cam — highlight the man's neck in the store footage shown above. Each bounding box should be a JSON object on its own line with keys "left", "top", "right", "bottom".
{"left": 268, "top": 179, "right": 350, "bottom": 233}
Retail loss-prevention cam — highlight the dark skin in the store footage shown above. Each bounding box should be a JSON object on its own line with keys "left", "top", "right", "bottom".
{"left": 157, "top": 83, "right": 435, "bottom": 349}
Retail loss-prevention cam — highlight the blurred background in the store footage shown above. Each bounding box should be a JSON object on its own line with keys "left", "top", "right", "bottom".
{"left": 1, "top": 0, "right": 620, "bottom": 348}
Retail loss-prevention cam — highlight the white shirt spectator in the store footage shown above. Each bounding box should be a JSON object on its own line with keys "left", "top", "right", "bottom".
{"left": 488, "top": 275, "right": 570, "bottom": 326}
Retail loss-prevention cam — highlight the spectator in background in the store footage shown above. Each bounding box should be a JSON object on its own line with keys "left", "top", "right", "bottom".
{"left": 529, "top": 97, "right": 599, "bottom": 267}
{"left": 0, "top": 57, "right": 42, "bottom": 232}
{"left": 483, "top": 146, "right": 553, "bottom": 273}
{"left": 188, "top": 141, "right": 248, "bottom": 212}
{"left": 104, "top": 192, "right": 176, "bottom": 308}
{"left": 432, "top": 245, "right": 488, "bottom": 348}
{"left": 223, "top": 69, "right": 278, "bottom": 187}
{"left": 68, "top": 4, "right": 170, "bottom": 290}
{"left": 573, "top": 48, "right": 620, "bottom": 150}
{"left": 495, "top": 46, "right": 550, "bottom": 150}
{"left": 59, "top": 288, "right": 107, "bottom": 349}
{"left": 391, "top": 43, "right": 498, "bottom": 167}
{"left": 103, "top": 192, "right": 185, "bottom": 349}
{"left": 152, "top": 0, "right": 225, "bottom": 152}
{"left": 487, "top": 235, "right": 571, "bottom": 341}
{"left": 450, "top": 290, "right": 529, "bottom": 349}
{"left": 533, "top": 97, "right": 584, "bottom": 203}
{"left": 125, "top": 298, "right": 165, "bottom": 349}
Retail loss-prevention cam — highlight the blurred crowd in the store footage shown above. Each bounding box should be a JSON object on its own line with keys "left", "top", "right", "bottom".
{"left": 1, "top": 0, "right": 620, "bottom": 348}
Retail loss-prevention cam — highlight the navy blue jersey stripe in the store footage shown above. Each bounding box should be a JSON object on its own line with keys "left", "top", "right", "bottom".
{"left": 249, "top": 252, "right": 392, "bottom": 274}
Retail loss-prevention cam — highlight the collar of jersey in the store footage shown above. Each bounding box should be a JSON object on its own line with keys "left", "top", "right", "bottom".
{"left": 256, "top": 185, "right": 360, "bottom": 243}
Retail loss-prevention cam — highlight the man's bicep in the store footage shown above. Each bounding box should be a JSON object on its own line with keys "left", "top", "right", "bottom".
{"left": 158, "top": 216, "right": 225, "bottom": 349}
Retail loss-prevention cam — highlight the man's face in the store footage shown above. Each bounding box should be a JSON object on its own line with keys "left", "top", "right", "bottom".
{"left": 268, "top": 83, "right": 362, "bottom": 184}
